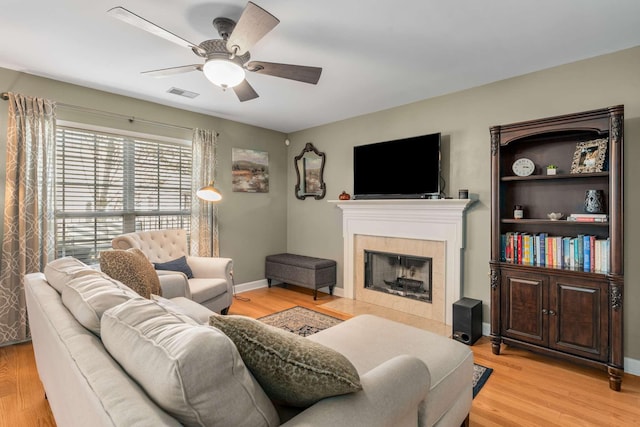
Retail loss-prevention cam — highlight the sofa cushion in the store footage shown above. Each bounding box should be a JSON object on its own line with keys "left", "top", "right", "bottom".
{"left": 153, "top": 255, "right": 194, "bottom": 279}
{"left": 61, "top": 274, "right": 139, "bottom": 336}
{"left": 101, "top": 299, "right": 279, "bottom": 427}
{"left": 151, "top": 295, "right": 215, "bottom": 324}
{"left": 209, "top": 314, "right": 362, "bottom": 407}
{"left": 44, "top": 256, "right": 102, "bottom": 294}
{"left": 100, "top": 249, "right": 161, "bottom": 298}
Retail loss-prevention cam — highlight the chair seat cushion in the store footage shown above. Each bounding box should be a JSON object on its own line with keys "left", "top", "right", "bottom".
{"left": 188, "top": 278, "right": 228, "bottom": 303}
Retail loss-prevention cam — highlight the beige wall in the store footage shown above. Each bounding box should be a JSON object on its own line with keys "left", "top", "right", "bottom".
{"left": 0, "top": 68, "right": 288, "bottom": 285}
{"left": 2, "top": 45, "right": 639, "bottom": 362}
{"left": 287, "top": 46, "right": 640, "bottom": 361}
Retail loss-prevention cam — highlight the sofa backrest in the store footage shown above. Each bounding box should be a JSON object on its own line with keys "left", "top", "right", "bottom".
{"left": 111, "top": 229, "right": 188, "bottom": 263}
{"left": 25, "top": 272, "right": 182, "bottom": 427}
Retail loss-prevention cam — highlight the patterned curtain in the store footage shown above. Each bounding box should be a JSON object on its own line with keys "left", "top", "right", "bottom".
{"left": 190, "top": 128, "right": 219, "bottom": 257}
{"left": 0, "top": 93, "right": 56, "bottom": 346}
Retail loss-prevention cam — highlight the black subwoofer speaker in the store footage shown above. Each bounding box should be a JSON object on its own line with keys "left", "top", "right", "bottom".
{"left": 452, "top": 297, "right": 482, "bottom": 345}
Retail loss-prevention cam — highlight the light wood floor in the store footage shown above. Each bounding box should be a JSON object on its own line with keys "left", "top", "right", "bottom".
{"left": 2, "top": 285, "right": 639, "bottom": 426}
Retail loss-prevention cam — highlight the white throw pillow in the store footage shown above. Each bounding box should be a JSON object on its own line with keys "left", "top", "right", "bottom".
{"left": 61, "top": 274, "right": 139, "bottom": 336}
{"left": 44, "top": 256, "right": 101, "bottom": 293}
{"left": 101, "top": 299, "right": 279, "bottom": 427}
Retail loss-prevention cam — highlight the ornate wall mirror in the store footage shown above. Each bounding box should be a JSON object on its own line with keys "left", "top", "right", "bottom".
{"left": 295, "top": 142, "right": 326, "bottom": 200}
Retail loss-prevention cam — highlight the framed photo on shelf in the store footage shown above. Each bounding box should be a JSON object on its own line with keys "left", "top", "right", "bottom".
{"left": 570, "top": 138, "right": 607, "bottom": 173}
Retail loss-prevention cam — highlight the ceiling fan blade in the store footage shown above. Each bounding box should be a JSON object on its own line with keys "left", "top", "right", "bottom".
{"left": 233, "top": 79, "right": 259, "bottom": 102}
{"left": 246, "top": 61, "right": 322, "bottom": 84}
{"left": 226, "top": 2, "right": 279, "bottom": 56}
{"left": 108, "top": 6, "right": 207, "bottom": 56}
{"left": 142, "top": 65, "right": 203, "bottom": 77}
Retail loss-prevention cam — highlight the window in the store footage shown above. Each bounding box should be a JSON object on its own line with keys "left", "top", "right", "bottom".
{"left": 55, "top": 125, "right": 191, "bottom": 263}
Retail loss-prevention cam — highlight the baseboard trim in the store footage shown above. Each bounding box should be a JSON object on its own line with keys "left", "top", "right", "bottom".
{"left": 625, "top": 357, "right": 640, "bottom": 376}
{"left": 234, "top": 279, "right": 269, "bottom": 294}
{"left": 332, "top": 287, "right": 345, "bottom": 297}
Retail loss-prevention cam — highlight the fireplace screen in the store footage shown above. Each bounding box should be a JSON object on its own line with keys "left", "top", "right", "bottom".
{"left": 364, "top": 250, "right": 432, "bottom": 303}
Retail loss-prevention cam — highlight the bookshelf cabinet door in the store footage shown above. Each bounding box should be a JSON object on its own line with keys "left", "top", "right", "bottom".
{"left": 501, "top": 270, "right": 548, "bottom": 347}
{"left": 548, "top": 277, "right": 609, "bottom": 361}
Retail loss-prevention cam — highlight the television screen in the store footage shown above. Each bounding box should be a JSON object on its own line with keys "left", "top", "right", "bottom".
{"left": 353, "top": 133, "right": 441, "bottom": 199}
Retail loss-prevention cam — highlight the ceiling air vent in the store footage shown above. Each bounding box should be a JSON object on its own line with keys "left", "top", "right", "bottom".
{"left": 167, "top": 87, "right": 199, "bottom": 99}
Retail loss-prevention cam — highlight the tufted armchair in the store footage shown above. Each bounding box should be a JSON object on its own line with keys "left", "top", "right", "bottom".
{"left": 111, "top": 229, "right": 233, "bottom": 314}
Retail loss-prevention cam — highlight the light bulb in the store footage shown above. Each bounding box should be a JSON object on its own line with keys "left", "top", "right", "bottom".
{"left": 202, "top": 59, "right": 245, "bottom": 89}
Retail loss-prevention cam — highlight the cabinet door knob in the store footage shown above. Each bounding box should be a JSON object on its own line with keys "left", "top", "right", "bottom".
{"left": 542, "top": 309, "right": 548, "bottom": 314}
{"left": 549, "top": 310, "right": 556, "bottom": 316}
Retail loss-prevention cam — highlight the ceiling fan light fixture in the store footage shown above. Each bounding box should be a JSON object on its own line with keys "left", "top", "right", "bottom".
{"left": 203, "top": 59, "right": 245, "bottom": 89}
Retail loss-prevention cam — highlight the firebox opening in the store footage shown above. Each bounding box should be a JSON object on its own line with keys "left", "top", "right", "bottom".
{"left": 364, "top": 250, "right": 432, "bottom": 303}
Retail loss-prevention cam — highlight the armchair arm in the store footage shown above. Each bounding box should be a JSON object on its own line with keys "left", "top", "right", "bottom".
{"left": 156, "top": 271, "right": 192, "bottom": 299}
{"left": 281, "top": 355, "right": 430, "bottom": 427}
{"left": 186, "top": 256, "right": 233, "bottom": 284}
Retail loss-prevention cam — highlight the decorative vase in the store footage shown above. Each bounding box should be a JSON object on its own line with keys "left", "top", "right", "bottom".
{"left": 584, "top": 189, "right": 605, "bottom": 213}
{"left": 546, "top": 168, "right": 557, "bottom": 175}
{"left": 338, "top": 191, "right": 351, "bottom": 200}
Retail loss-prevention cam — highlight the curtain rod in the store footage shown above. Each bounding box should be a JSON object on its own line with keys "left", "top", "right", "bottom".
{"left": 1, "top": 91, "right": 208, "bottom": 134}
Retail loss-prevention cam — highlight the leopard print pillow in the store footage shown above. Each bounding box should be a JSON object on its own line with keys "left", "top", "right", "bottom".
{"left": 100, "top": 249, "right": 161, "bottom": 299}
{"left": 209, "top": 314, "right": 362, "bottom": 407}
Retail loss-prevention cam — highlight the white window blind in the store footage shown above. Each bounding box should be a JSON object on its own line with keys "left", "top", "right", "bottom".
{"left": 55, "top": 126, "right": 192, "bottom": 263}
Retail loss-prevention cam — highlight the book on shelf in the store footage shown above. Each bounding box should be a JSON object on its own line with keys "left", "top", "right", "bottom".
{"left": 584, "top": 235, "right": 591, "bottom": 271}
{"left": 499, "top": 233, "right": 610, "bottom": 274}
{"left": 567, "top": 213, "right": 609, "bottom": 222}
{"left": 569, "top": 213, "right": 608, "bottom": 218}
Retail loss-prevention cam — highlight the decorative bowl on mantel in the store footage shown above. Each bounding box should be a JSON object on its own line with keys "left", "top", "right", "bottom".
{"left": 547, "top": 212, "right": 563, "bottom": 221}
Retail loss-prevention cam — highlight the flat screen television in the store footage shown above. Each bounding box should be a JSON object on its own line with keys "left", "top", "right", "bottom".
{"left": 353, "top": 132, "right": 441, "bottom": 199}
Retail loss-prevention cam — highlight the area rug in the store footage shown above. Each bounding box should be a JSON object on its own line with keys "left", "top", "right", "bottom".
{"left": 258, "top": 306, "right": 492, "bottom": 397}
{"left": 473, "top": 363, "right": 492, "bottom": 398}
{"left": 258, "top": 306, "right": 343, "bottom": 337}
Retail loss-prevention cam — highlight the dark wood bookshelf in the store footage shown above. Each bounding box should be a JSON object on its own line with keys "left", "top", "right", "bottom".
{"left": 489, "top": 105, "right": 624, "bottom": 391}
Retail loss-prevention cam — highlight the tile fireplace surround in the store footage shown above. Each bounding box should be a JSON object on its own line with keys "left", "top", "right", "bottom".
{"left": 331, "top": 199, "right": 475, "bottom": 325}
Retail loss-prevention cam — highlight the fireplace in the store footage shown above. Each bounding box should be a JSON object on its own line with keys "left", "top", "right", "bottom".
{"left": 332, "top": 198, "right": 474, "bottom": 325}
{"left": 364, "top": 250, "right": 432, "bottom": 303}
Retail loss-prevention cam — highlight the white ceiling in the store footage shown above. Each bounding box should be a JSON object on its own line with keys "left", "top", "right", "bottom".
{"left": 2, "top": 0, "right": 640, "bottom": 133}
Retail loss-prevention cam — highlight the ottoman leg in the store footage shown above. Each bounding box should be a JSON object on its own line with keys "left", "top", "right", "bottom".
{"left": 267, "top": 279, "right": 272, "bottom": 288}
{"left": 313, "top": 289, "right": 318, "bottom": 300}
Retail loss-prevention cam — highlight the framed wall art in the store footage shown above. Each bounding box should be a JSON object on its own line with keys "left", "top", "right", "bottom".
{"left": 232, "top": 148, "right": 269, "bottom": 193}
{"left": 570, "top": 138, "right": 608, "bottom": 174}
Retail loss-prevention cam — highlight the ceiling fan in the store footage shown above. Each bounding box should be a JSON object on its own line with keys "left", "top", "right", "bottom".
{"left": 108, "top": 2, "right": 322, "bottom": 102}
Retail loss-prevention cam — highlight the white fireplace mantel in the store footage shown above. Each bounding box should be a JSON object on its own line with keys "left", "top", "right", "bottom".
{"left": 330, "top": 198, "right": 475, "bottom": 325}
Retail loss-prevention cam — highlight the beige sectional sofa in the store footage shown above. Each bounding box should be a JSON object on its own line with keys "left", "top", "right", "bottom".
{"left": 25, "top": 257, "right": 473, "bottom": 426}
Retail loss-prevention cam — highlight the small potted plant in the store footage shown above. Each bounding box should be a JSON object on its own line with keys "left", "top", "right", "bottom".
{"left": 546, "top": 164, "right": 558, "bottom": 175}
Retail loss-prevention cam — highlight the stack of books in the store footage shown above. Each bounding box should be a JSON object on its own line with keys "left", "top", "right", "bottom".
{"left": 500, "top": 232, "right": 610, "bottom": 273}
{"left": 567, "top": 213, "right": 609, "bottom": 222}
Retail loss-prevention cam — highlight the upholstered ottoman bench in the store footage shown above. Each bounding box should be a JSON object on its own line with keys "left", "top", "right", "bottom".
{"left": 308, "top": 314, "right": 474, "bottom": 426}
{"left": 265, "top": 253, "right": 337, "bottom": 300}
